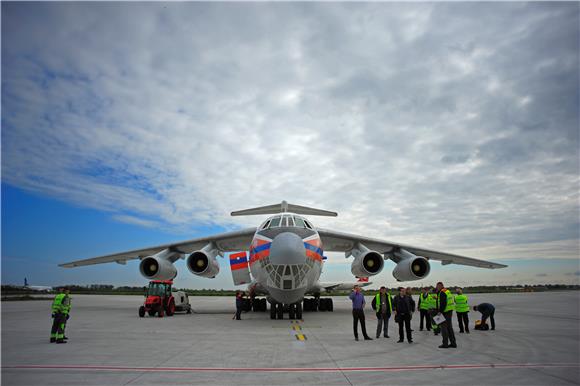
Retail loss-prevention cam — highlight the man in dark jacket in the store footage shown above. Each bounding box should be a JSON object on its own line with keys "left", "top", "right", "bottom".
{"left": 474, "top": 303, "right": 496, "bottom": 330}
{"left": 234, "top": 291, "right": 244, "bottom": 320}
{"left": 393, "top": 287, "right": 413, "bottom": 343}
{"left": 436, "top": 282, "right": 457, "bottom": 349}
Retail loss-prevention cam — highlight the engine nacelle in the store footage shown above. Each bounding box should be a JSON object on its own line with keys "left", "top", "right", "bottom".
{"left": 392, "top": 250, "right": 430, "bottom": 281}
{"left": 186, "top": 243, "right": 220, "bottom": 278}
{"left": 350, "top": 243, "right": 384, "bottom": 277}
{"left": 139, "top": 256, "right": 177, "bottom": 281}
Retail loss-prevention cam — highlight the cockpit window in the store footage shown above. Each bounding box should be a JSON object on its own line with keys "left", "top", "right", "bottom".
{"left": 304, "top": 220, "right": 313, "bottom": 229}
{"left": 294, "top": 217, "right": 306, "bottom": 228}
{"left": 270, "top": 216, "right": 281, "bottom": 227}
{"left": 286, "top": 216, "right": 295, "bottom": 227}
{"left": 261, "top": 220, "right": 271, "bottom": 230}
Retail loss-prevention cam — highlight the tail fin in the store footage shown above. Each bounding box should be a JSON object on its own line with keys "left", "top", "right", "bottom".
{"left": 231, "top": 201, "right": 337, "bottom": 217}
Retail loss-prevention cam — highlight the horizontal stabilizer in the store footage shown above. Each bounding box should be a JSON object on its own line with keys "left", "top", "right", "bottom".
{"left": 231, "top": 201, "right": 337, "bottom": 217}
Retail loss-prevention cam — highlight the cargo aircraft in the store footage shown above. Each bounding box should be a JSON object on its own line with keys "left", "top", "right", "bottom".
{"left": 60, "top": 201, "right": 506, "bottom": 319}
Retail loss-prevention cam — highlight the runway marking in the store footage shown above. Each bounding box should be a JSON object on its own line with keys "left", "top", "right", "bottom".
{"left": 290, "top": 320, "right": 306, "bottom": 341}
{"left": 4, "top": 363, "right": 578, "bottom": 373}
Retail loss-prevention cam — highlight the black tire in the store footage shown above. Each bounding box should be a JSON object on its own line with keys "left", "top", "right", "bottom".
{"left": 186, "top": 307, "right": 192, "bottom": 314}
{"left": 319, "top": 299, "right": 326, "bottom": 312}
{"left": 328, "top": 298, "right": 334, "bottom": 312}
{"left": 276, "top": 303, "right": 284, "bottom": 320}
{"left": 148, "top": 310, "right": 156, "bottom": 317}
{"left": 270, "top": 303, "right": 277, "bottom": 319}
{"left": 296, "top": 302, "right": 303, "bottom": 320}
{"left": 314, "top": 298, "right": 320, "bottom": 312}
{"left": 261, "top": 299, "right": 267, "bottom": 312}
{"left": 166, "top": 300, "right": 175, "bottom": 316}
{"left": 289, "top": 304, "right": 296, "bottom": 320}
{"left": 139, "top": 306, "right": 145, "bottom": 317}
{"left": 243, "top": 299, "right": 251, "bottom": 312}
{"left": 252, "top": 300, "right": 260, "bottom": 312}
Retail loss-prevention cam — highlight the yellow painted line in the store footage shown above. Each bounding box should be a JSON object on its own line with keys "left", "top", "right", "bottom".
{"left": 295, "top": 334, "right": 307, "bottom": 341}
{"left": 292, "top": 325, "right": 302, "bottom": 331}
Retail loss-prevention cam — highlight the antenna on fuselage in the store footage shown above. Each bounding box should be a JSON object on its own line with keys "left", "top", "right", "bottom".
{"left": 231, "top": 200, "right": 338, "bottom": 217}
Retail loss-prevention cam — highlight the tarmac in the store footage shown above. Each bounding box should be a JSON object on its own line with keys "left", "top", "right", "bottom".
{"left": 2, "top": 291, "right": 579, "bottom": 385}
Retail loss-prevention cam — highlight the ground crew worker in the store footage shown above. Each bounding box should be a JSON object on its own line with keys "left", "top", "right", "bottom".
{"left": 349, "top": 285, "right": 372, "bottom": 341}
{"left": 49, "top": 287, "right": 68, "bottom": 344}
{"left": 418, "top": 287, "right": 432, "bottom": 331}
{"left": 435, "top": 282, "right": 457, "bottom": 349}
{"left": 61, "top": 287, "right": 71, "bottom": 340}
{"left": 428, "top": 288, "right": 440, "bottom": 335}
{"left": 454, "top": 288, "right": 470, "bottom": 333}
{"left": 372, "top": 286, "right": 392, "bottom": 338}
{"left": 234, "top": 291, "right": 244, "bottom": 320}
{"left": 474, "top": 302, "right": 496, "bottom": 330}
{"left": 393, "top": 287, "right": 413, "bottom": 343}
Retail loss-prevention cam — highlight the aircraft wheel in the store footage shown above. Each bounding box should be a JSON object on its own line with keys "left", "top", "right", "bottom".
{"left": 296, "top": 302, "right": 303, "bottom": 320}
{"left": 276, "top": 303, "right": 284, "bottom": 319}
{"left": 318, "top": 299, "right": 326, "bottom": 312}
{"left": 270, "top": 302, "right": 277, "bottom": 319}
{"left": 139, "top": 306, "right": 145, "bottom": 318}
{"left": 328, "top": 298, "right": 334, "bottom": 312}
{"left": 261, "top": 299, "right": 267, "bottom": 312}
{"left": 289, "top": 304, "right": 296, "bottom": 320}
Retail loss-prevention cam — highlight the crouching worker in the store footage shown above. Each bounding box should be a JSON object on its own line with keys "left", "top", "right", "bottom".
{"left": 474, "top": 303, "right": 496, "bottom": 330}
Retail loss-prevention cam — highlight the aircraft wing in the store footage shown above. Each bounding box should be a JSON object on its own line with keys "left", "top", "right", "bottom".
{"left": 60, "top": 227, "right": 257, "bottom": 268}
{"left": 317, "top": 228, "right": 507, "bottom": 269}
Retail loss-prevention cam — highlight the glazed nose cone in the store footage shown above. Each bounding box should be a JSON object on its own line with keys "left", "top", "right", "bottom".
{"left": 269, "top": 232, "right": 306, "bottom": 265}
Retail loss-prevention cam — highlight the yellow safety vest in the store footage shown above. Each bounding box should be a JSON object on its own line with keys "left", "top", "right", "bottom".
{"left": 374, "top": 293, "right": 392, "bottom": 313}
{"left": 437, "top": 289, "right": 455, "bottom": 313}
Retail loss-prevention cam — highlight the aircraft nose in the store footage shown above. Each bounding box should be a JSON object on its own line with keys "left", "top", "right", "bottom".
{"left": 269, "top": 232, "right": 306, "bottom": 265}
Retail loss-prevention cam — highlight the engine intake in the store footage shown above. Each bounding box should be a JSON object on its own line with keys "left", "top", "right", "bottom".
{"left": 392, "top": 250, "right": 430, "bottom": 281}
{"left": 186, "top": 243, "right": 220, "bottom": 278}
{"left": 350, "top": 242, "right": 384, "bottom": 277}
{"left": 139, "top": 256, "right": 177, "bottom": 281}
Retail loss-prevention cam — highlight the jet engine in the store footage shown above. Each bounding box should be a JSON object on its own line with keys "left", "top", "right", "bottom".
{"left": 392, "top": 250, "right": 430, "bottom": 281}
{"left": 186, "top": 243, "right": 220, "bottom": 278}
{"left": 350, "top": 242, "right": 384, "bottom": 277}
{"left": 139, "top": 249, "right": 180, "bottom": 281}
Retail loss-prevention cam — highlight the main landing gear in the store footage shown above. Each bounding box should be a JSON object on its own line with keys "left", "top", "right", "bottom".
{"left": 269, "top": 302, "right": 303, "bottom": 320}
{"left": 268, "top": 297, "right": 333, "bottom": 319}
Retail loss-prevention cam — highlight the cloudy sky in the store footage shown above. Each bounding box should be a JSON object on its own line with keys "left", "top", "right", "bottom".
{"left": 2, "top": 2, "right": 579, "bottom": 289}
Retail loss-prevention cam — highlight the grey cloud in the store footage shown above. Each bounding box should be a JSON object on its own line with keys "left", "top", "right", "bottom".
{"left": 2, "top": 2, "right": 578, "bottom": 258}
{"left": 565, "top": 271, "right": 580, "bottom": 277}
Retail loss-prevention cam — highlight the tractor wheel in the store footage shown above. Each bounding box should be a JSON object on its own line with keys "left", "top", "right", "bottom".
{"left": 166, "top": 300, "right": 175, "bottom": 316}
{"left": 139, "top": 306, "right": 145, "bottom": 317}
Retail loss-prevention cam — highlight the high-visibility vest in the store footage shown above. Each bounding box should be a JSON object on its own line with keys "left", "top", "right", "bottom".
{"left": 374, "top": 293, "right": 392, "bottom": 313}
{"left": 51, "top": 293, "right": 66, "bottom": 313}
{"left": 437, "top": 289, "right": 455, "bottom": 313}
{"left": 419, "top": 293, "right": 430, "bottom": 310}
{"left": 427, "top": 293, "right": 437, "bottom": 310}
{"left": 454, "top": 294, "right": 469, "bottom": 313}
{"left": 61, "top": 295, "right": 71, "bottom": 315}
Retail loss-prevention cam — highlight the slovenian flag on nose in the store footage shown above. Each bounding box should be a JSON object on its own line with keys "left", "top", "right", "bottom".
{"left": 230, "top": 252, "right": 248, "bottom": 271}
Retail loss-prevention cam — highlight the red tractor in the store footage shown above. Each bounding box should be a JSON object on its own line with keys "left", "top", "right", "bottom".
{"left": 138, "top": 280, "right": 188, "bottom": 317}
